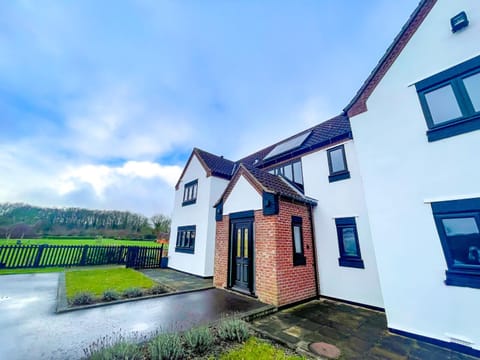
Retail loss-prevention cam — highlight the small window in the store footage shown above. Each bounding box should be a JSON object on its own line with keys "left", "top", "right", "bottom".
{"left": 327, "top": 145, "right": 350, "bottom": 183}
{"left": 335, "top": 217, "right": 364, "bottom": 269}
{"left": 431, "top": 198, "right": 480, "bottom": 289}
{"left": 292, "top": 216, "right": 306, "bottom": 266}
{"left": 175, "top": 225, "right": 196, "bottom": 254}
{"left": 416, "top": 55, "right": 480, "bottom": 142}
{"left": 182, "top": 179, "right": 198, "bottom": 206}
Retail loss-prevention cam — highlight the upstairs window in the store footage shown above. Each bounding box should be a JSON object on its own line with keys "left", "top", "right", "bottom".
{"left": 182, "top": 179, "right": 198, "bottom": 206}
{"left": 327, "top": 145, "right": 350, "bottom": 182}
{"left": 416, "top": 55, "right": 480, "bottom": 142}
{"left": 335, "top": 217, "right": 364, "bottom": 269}
{"left": 292, "top": 216, "right": 306, "bottom": 266}
{"left": 268, "top": 160, "right": 304, "bottom": 191}
{"left": 431, "top": 198, "right": 480, "bottom": 289}
{"left": 175, "top": 225, "right": 196, "bottom": 254}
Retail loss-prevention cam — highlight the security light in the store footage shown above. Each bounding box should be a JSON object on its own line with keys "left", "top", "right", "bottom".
{"left": 451, "top": 11, "right": 469, "bottom": 33}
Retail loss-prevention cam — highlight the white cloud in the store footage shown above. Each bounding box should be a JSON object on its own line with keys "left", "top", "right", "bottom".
{"left": 62, "top": 86, "right": 193, "bottom": 159}
{"left": 57, "top": 161, "right": 182, "bottom": 197}
{"left": 0, "top": 141, "right": 181, "bottom": 216}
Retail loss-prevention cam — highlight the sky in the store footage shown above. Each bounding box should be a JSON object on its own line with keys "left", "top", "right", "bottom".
{"left": 0, "top": 0, "right": 420, "bottom": 218}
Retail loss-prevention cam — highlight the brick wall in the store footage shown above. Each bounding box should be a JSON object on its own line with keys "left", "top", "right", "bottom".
{"left": 214, "top": 216, "right": 229, "bottom": 288}
{"left": 274, "top": 201, "right": 317, "bottom": 306}
{"left": 213, "top": 201, "right": 318, "bottom": 307}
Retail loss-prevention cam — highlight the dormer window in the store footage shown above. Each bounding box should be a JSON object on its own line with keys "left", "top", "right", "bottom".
{"left": 182, "top": 179, "right": 198, "bottom": 206}
{"left": 268, "top": 160, "right": 304, "bottom": 191}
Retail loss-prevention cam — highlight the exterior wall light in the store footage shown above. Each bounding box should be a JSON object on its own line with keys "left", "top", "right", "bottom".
{"left": 451, "top": 11, "right": 469, "bottom": 33}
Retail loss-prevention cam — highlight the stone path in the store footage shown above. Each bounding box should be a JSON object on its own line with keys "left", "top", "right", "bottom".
{"left": 252, "top": 299, "right": 478, "bottom": 359}
{"left": 139, "top": 268, "right": 213, "bottom": 291}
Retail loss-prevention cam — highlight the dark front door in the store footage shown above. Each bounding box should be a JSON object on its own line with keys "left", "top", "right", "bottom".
{"left": 231, "top": 219, "right": 253, "bottom": 292}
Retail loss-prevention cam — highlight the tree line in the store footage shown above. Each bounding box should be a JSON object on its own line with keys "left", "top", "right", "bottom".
{"left": 0, "top": 203, "right": 171, "bottom": 240}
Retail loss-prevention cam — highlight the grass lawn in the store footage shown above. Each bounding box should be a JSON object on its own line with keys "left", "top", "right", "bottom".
{"left": 0, "top": 238, "right": 163, "bottom": 247}
{"left": 66, "top": 267, "right": 157, "bottom": 299}
{"left": 219, "top": 337, "right": 304, "bottom": 360}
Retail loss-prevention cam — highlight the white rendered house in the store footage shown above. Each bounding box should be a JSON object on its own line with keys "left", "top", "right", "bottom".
{"left": 168, "top": 148, "right": 233, "bottom": 277}
{"left": 346, "top": 0, "right": 480, "bottom": 354}
{"left": 171, "top": 116, "right": 384, "bottom": 308}
{"left": 169, "top": 0, "right": 479, "bottom": 356}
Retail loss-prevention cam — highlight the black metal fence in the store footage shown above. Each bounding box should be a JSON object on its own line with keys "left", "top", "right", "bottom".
{"left": 0, "top": 244, "right": 164, "bottom": 270}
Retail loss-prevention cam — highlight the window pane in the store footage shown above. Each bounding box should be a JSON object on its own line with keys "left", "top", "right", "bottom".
{"left": 442, "top": 217, "right": 479, "bottom": 236}
{"left": 425, "top": 84, "right": 462, "bottom": 124}
{"left": 442, "top": 217, "right": 480, "bottom": 266}
{"left": 293, "top": 161, "right": 303, "bottom": 185}
{"left": 284, "top": 164, "right": 293, "bottom": 181}
{"left": 463, "top": 72, "right": 480, "bottom": 111}
{"left": 342, "top": 227, "right": 358, "bottom": 256}
{"left": 330, "top": 148, "right": 346, "bottom": 173}
{"left": 293, "top": 225, "right": 302, "bottom": 254}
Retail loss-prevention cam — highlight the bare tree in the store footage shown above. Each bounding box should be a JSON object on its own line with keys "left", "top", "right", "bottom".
{"left": 150, "top": 214, "right": 171, "bottom": 235}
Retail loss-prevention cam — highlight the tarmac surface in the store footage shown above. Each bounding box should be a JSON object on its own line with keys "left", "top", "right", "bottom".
{"left": 0, "top": 273, "right": 266, "bottom": 360}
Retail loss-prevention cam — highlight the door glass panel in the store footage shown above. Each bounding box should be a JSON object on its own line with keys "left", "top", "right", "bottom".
{"left": 463, "top": 72, "right": 480, "bottom": 111}
{"left": 342, "top": 227, "right": 358, "bottom": 256}
{"left": 442, "top": 217, "right": 479, "bottom": 236}
{"left": 330, "top": 148, "right": 346, "bottom": 173}
{"left": 425, "top": 84, "right": 462, "bottom": 124}
{"left": 293, "top": 225, "right": 302, "bottom": 254}
{"left": 244, "top": 228, "right": 249, "bottom": 257}
{"left": 237, "top": 229, "right": 241, "bottom": 257}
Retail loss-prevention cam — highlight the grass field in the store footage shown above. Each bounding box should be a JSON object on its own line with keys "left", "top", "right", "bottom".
{"left": 65, "top": 267, "right": 157, "bottom": 299}
{"left": 0, "top": 237, "right": 163, "bottom": 247}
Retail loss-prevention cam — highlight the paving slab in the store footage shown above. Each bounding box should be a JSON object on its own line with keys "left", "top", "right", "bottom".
{"left": 251, "top": 299, "right": 478, "bottom": 360}
{"left": 0, "top": 273, "right": 267, "bottom": 360}
{"left": 139, "top": 268, "right": 213, "bottom": 291}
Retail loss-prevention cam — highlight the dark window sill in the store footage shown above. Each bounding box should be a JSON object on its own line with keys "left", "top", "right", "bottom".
{"left": 175, "top": 247, "right": 195, "bottom": 254}
{"left": 427, "top": 113, "right": 480, "bottom": 142}
{"left": 329, "top": 171, "right": 351, "bottom": 183}
{"left": 338, "top": 257, "right": 364, "bottom": 269}
{"left": 445, "top": 269, "right": 480, "bottom": 289}
{"left": 293, "top": 256, "right": 306, "bottom": 266}
{"left": 182, "top": 199, "right": 197, "bottom": 206}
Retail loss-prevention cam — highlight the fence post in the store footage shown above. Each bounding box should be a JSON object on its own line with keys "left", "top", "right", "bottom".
{"left": 80, "top": 245, "right": 89, "bottom": 266}
{"left": 33, "top": 245, "right": 46, "bottom": 267}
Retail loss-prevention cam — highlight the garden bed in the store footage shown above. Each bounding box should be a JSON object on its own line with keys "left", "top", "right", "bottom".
{"left": 83, "top": 318, "right": 305, "bottom": 360}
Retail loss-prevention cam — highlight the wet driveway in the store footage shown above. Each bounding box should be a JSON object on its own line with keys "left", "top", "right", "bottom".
{"left": 0, "top": 273, "right": 267, "bottom": 360}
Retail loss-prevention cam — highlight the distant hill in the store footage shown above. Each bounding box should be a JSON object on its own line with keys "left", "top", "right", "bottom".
{"left": 0, "top": 203, "right": 157, "bottom": 239}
